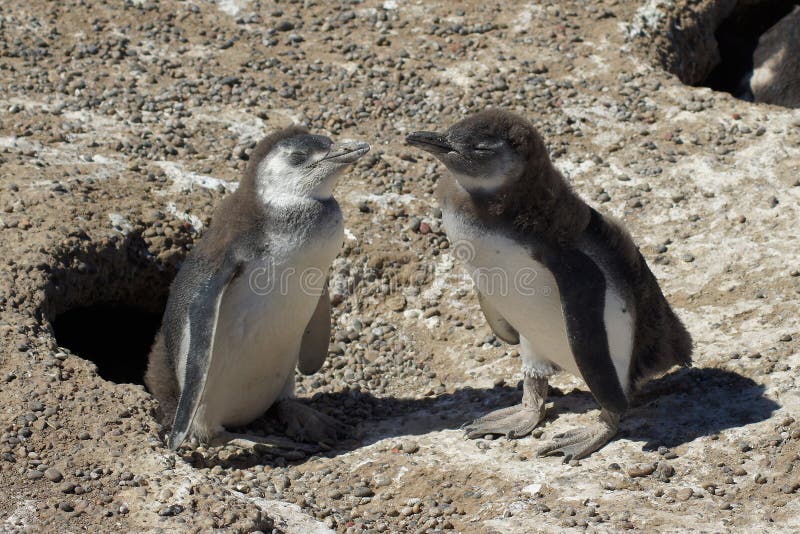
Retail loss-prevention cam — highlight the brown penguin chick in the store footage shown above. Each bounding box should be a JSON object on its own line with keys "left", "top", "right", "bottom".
{"left": 144, "top": 126, "right": 370, "bottom": 450}
{"left": 406, "top": 109, "right": 692, "bottom": 461}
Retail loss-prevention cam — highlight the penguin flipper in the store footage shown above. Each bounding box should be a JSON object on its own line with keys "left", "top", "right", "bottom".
{"left": 167, "top": 257, "right": 240, "bottom": 450}
{"left": 477, "top": 290, "right": 520, "bottom": 345}
{"left": 297, "top": 279, "right": 331, "bottom": 375}
{"left": 542, "top": 248, "right": 628, "bottom": 415}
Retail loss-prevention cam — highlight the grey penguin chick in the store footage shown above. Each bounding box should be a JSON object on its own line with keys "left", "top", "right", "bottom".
{"left": 406, "top": 110, "right": 692, "bottom": 461}
{"left": 145, "top": 126, "right": 370, "bottom": 450}
{"left": 749, "top": 6, "right": 800, "bottom": 108}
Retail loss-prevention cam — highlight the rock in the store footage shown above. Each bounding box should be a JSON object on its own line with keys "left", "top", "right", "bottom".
{"left": 353, "top": 486, "right": 374, "bottom": 498}
{"left": 400, "top": 440, "right": 420, "bottom": 454}
{"left": 26, "top": 469, "right": 44, "bottom": 480}
{"left": 627, "top": 463, "right": 657, "bottom": 478}
{"left": 44, "top": 468, "right": 63, "bottom": 482}
{"left": 387, "top": 294, "right": 407, "bottom": 312}
{"left": 58, "top": 501, "right": 74, "bottom": 512}
{"left": 676, "top": 488, "right": 693, "bottom": 501}
{"left": 373, "top": 474, "right": 392, "bottom": 487}
{"left": 654, "top": 462, "right": 675, "bottom": 481}
{"left": 158, "top": 504, "right": 184, "bottom": 517}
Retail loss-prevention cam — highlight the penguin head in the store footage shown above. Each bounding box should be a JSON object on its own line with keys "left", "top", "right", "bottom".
{"left": 406, "top": 110, "right": 545, "bottom": 194}
{"left": 248, "top": 127, "right": 370, "bottom": 203}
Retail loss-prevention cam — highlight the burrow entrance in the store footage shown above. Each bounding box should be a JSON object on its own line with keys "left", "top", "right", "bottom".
{"left": 52, "top": 305, "right": 162, "bottom": 384}
{"left": 43, "top": 234, "right": 184, "bottom": 385}
{"left": 648, "top": 0, "right": 799, "bottom": 107}
{"left": 704, "top": 1, "right": 798, "bottom": 100}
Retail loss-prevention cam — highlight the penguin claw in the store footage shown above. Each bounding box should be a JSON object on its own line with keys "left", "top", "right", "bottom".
{"left": 464, "top": 403, "right": 545, "bottom": 440}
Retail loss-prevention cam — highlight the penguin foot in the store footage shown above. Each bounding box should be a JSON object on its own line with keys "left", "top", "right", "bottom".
{"left": 536, "top": 410, "right": 620, "bottom": 463}
{"left": 276, "top": 399, "right": 349, "bottom": 445}
{"left": 217, "top": 431, "right": 318, "bottom": 453}
{"left": 464, "top": 404, "right": 545, "bottom": 439}
{"left": 464, "top": 375, "right": 548, "bottom": 439}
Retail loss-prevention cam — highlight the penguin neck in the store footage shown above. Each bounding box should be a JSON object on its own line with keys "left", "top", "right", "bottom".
{"left": 439, "top": 163, "right": 591, "bottom": 245}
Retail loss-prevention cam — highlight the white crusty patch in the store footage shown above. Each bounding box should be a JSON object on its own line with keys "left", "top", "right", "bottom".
{"left": 165, "top": 202, "right": 205, "bottom": 232}
{"left": 108, "top": 213, "right": 134, "bottom": 234}
{"left": 217, "top": 0, "right": 251, "bottom": 17}
{"left": 156, "top": 161, "right": 237, "bottom": 193}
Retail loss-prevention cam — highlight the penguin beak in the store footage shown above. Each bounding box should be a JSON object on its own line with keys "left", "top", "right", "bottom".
{"left": 321, "top": 140, "right": 370, "bottom": 164}
{"left": 405, "top": 131, "right": 453, "bottom": 154}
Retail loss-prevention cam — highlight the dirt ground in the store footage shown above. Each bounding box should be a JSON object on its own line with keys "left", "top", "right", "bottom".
{"left": 1, "top": 0, "right": 799, "bottom": 532}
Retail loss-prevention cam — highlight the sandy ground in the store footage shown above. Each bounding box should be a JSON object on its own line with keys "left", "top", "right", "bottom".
{"left": 1, "top": 0, "right": 799, "bottom": 532}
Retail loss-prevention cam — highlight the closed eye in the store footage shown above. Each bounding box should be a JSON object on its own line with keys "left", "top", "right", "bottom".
{"left": 289, "top": 152, "right": 308, "bottom": 165}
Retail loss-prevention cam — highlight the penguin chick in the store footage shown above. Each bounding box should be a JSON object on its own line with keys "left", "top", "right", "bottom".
{"left": 406, "top": 110, "right": 692, "bottom": 461}
{"left": 145, "top": 126, "right": 370, "bottom": 450}
{"left": 749, "top": 6, "right": 800, "bottom": 108}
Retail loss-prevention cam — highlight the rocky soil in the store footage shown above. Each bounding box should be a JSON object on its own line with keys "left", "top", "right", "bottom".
{"left": 1, "top": 0, "right": 799, "bottom": 532}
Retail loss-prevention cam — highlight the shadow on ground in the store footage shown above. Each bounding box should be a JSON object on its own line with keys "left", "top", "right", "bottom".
{"left": 627, "top": 366, "right": 779, "bottom": 450}
{"left": 189, "top": 366, "right": 778, "bottom": 469}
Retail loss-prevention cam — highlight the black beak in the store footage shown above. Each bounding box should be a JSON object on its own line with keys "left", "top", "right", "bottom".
{"left": 321, "top": 140, "right": 371, "bottom": 164}
{"left": 405, "top": 131, "right": 453, "bottom": 154}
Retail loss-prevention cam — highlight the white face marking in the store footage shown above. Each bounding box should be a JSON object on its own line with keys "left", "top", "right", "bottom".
{"left": 255, "top": 146, "right": 341, "bottom": 205}
{"left": 449, "top": 149, "right": 521, "bottom": 194}
{"left": 452, "top": 170, "right": 507, "bottom": 194}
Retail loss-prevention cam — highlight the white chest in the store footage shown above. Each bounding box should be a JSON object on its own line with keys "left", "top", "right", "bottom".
{"left": 444, "top": 211, "right": 579, "bottom": 376}
{"left": 443, "top": 210, "right": 634, "bottom": 389}
{"left": 201, "top": 221, "right": 343, "bottom": 427}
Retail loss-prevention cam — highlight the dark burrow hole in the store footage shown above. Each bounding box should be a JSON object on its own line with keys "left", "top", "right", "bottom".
{"left": 52, "top": 305, "right": 162, "bottom": 385}
{"left": 703, "top": 0, "right": 798, "bottom": 99}
{"left": 652, "top": 0, "right": 799, "bottom": 108}
{"left": 44, "top": 234, "right": 183, "bottom": 386}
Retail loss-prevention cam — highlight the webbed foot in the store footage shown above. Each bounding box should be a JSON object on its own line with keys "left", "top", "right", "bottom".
{"left": 215, "top": 431, "right": 318, "bottom": 453}
{"left": 464, "top": 375, "right": 547, "bottom": 439}
{"left": 537, "top": 409, "right": 620, "bottom": 462}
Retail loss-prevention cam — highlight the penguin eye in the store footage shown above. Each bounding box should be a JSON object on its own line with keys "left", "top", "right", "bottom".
{"left": 288, "top": 151, "right": 308, "bottom": 165}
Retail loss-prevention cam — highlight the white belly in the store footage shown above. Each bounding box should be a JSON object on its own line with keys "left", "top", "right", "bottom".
{"left": 199, "top": 263, "right": 316, "bottom": 427}
{"left": 445, "top": 211, "right": 633, "bottom": 389}
{"left": 197, "top": 233, "right": 341, "bottom": 429}
{"left": 458, "top": 229, "right": 581, "bottom": 377}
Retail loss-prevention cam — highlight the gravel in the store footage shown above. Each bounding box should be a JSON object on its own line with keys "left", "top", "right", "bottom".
{"left": 0, "top": 0, "right": 799, "bottom": 532}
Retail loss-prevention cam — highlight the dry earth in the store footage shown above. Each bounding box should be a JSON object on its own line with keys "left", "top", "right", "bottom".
{"left": 1, "top": 0, "right": 799, "bottom": 532}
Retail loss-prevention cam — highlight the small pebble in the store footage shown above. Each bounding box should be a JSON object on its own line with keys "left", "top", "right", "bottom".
{"left": 44, "top": 468, "right": 63, "bottom": 482}
{"left": 627, "top": 463, "right": 657, "bottom": 478}
{"left": 353, "top": 486, "right": 374, "bottom": 498}
{"left": 58, "top": 501, "right": 74, "bottom": 512}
